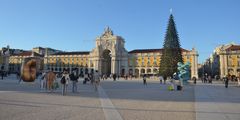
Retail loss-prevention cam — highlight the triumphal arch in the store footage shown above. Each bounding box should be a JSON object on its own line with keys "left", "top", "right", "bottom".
{"left": 89, "top": 27, "right": 129, "bottom": 76}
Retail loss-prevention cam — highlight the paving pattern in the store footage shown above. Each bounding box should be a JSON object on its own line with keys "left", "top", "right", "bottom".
{"left": 195, "top": 82, "right": 240, "bottom": 120}
{"left": 0, "top": 75, "right": 239, "bottom": 120}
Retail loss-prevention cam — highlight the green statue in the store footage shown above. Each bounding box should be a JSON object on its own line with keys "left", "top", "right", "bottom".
{"left": 177, "top": 62, "right": 190, "bottom": 85}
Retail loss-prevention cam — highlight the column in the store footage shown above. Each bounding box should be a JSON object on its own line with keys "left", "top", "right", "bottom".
{"left": 191, "top": 55, "right": 195, "bottom": 78}
{"left": 124, "top": 57, "right": 129, "bottom": 75}
{"left": 133, "top": 68, "right": 135, "bottom": 76}
{"left": 219, "top": 54, "right": 224, "bottom": 78}
{"left": 95, "top": 59, "right": 99, "bottom": 72}
{"left": 118, "top": 59, "right": 121, "bottom": 76}
{"left": 195, "top": 55, "right": 199, "bottom": 79}
{"left": 111, "top": 57, "right": 116, "bottom": 74}
{"left": 139, "top": 68, "right": 141, "bottom": 77}
{"left": 224, "top": 54, "right": 228, "bottom": 76}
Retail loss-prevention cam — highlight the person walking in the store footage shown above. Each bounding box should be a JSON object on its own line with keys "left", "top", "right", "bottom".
{"left": 225, "top": 75, "right": 230, "bottom": 88}
{"left": 192, "top": 76, "right": 197, "bottom": 84}
{"left": 143, "top": 74, "right": 147, "bottom": 85}
{"left": 208, "top": 75, "right": 212, "bottom": 84}
{"left": 113, "top": 74, "right": 117, "bottom": 81}
{"left": 61, "top": 70, "right": 70, "bottom": 96}
{"left": 237, "top": 77, "right": 240, "bottom": 87}
{"left": 204, "top": 73, "right": 208, "bottom": 83}
{"left": 18, "top": 71, "right": 22, "bottom": 84}
{"left": 237, "top": 73, "right": 240, "bottom": 87}
{"left": 83, "top": 73, "right": 88, "bottom": 84}
{"left": 89, "top": 73, "right": 94, "bottom": 84}
{"left": 70, "top": 70, "right": 78, "bottom": 93}
{"left": 159, "top": 76, "right": 163, "bottom": 84}
{"left": 1, "top": 70, "right": 4, "bottom": 80}
{"left": 93, "top": 70, "right": 100, "bottom": 91}
{"left": 16, "top": 71, "right": 20, "bottom": 80}
{"left": 40, "top": 71, "right": 46, "bottom": 91}
{"left": 163, "top": 76, "right": 167, "bottom": 84}
{"left": 169, "top": 78, "right": 175, "bottom": 91}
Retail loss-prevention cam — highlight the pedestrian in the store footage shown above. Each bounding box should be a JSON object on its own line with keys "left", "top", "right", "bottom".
{"left": 18, "top": 71, "right": 22, "bottom": 84}
{"left": 89, "top": 73, "right": 94, "bottom": 84}
{"left": 83, "top": 73, "right": 88, "bottom": 84}
{"left": 204, "top": 73, "right": 208, "bottom": 83}
{"left": 113, "top": 74, "right": 117, "bottom": 81}
{"left": 101, "top": 74, "right": 104, "bottom": 80}
{"left": 143, "top": 74, "right": 147, "bottom": 85}
{"left": 16, "top": 71, "right": 20, "bottom": 79}
{"left": 61, "top": 70, "right": 70, "bottom": 96}
{"left": 237, "top": 73, "right": 240, "bottom": 87}
{"left": 110, "top": 73, "right": 113, "bottom": 79}
{"left": 40, "top": 71, "right": 46, "bottom": 91}
{"left": 192, "top": 76, "right": 197, "bottom": 84}
{"left": 93, "top": 70, "right": 100, "bottom": 91}
{"left": 203, "top": 76, "right": 207, "bottom": 83}
{"left": 163, "top": 76, "right": 167, "bottom": 84}
{"left": 159, "top": 76, "right": 163, "bottom": 84}
{"left": 208, "top": 75, "right": 212, "bottom": 83}
{"left": 70, "top": 70, "right": 78, "bottom": 93}
{"left": 237, "top": 77, "right": 240, "bottom": 87}
{"left": 1, "top": 70, "right": 4, "bottom": 80}
{"left": 225, "top": 75, "right": 230, "bottom": 88}
{"left": 168, "top": 78, "right": 175, "bottom": 91}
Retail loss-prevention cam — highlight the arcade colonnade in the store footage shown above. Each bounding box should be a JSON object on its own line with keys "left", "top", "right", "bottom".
{"left": 44, "top": 27, "right": 199, "bottom": 78}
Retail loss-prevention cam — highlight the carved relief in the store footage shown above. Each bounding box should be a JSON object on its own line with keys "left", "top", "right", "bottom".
{"left": 101, "top": 26, "right": 113, "bottom": 38}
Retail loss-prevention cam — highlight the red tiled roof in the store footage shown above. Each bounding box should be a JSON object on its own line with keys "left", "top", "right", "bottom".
{"left": 226, "top": 45, "right": 240, "bottom": 51}
{"left": 52, "top": 51, "right": 90, "bottom": 55}
{"left": 12, "top": 51, "right": 43, "bottom": 57}
{"left": 128, "top": 48, "right": 189, "bottom": 53}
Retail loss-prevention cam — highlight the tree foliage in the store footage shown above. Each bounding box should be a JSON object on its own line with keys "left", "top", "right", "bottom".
{"left": 159, "top": 14, "right": 183, "bottom": 78}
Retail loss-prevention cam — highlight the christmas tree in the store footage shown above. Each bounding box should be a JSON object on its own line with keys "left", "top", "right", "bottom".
{"left": 159, "top": 14, "right": 183, "bottom": 78}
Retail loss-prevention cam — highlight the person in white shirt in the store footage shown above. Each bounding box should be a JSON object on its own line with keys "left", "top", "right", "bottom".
{"left": 61, "top": 70, "right": 70, "bottom": 96}
{"left": 40, "top": 71, "right": 46, "bottom": 91}
{"left": 238, "top": 73, "right": 240, "bottom": 87}
{"left": 159, "top": 76, "right": 163, "bottom": 84}
{"left": 93, "top": 70, "right": 100, "bottom": 91}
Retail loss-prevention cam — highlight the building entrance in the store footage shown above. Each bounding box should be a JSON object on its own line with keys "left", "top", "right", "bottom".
{"left": 101, "top": 49, "right": 111, "bottom": 76}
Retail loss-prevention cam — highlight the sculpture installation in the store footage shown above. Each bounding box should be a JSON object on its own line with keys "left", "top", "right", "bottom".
{"left": 177, "top": 62, "right": 190, "bottom": 85}
{"left": 21, "top": 58, "right": 37, "bottom": 82}
{"left": 46, "top": 71, "right": 56, "bottom": 91}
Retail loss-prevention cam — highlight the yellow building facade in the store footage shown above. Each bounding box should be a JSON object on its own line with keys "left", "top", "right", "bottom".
{"left": 44, "top": 27, "right": 199, "bottom": 78}
{"left": 128, "top": 48, "right": 198, "bottom": 78}
{"left": 9, "top": 51, "right": 43, "bottom": 72}
{"left": 211, "top": 44, "right": 240, "bottom": 77}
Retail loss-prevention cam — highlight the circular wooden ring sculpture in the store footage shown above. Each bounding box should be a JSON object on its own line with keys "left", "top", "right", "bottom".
{"left": 21, "top": 58, "right": 37, "bottom": 82}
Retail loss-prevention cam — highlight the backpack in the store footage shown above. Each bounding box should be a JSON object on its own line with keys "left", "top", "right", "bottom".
{"left": 70, "top": 74, "right": 74, "bottom": 81}
{"left": 61, "top": 76, "right": 66, "bottom": 84}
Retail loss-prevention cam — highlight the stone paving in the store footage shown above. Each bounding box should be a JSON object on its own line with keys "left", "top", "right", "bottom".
{"left": 195, "top": 81, "right": 240, "bottom": 120}
{"left": 0, "top": 75, "right": 239, "bottom": 120}
{"left": 101, "top": 80, "right": 195, "bottom": 120}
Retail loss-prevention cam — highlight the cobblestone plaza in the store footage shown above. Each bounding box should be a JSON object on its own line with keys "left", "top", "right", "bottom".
{"left": 0, "top": 1, "right": 239, "bottom": 120}
{"left": 0, "top": 75, "right": 240, "bottom": 120}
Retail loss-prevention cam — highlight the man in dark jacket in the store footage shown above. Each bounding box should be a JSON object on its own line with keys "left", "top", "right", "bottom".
{"left": 0, "top": 70, "right": 4, "bottom": 80}
{"left": 225, "top": 75, "right": 230, "bottom": 88}
{"left": 113, "top": 74, "right": 117, "bottom": 81}
{"left": 70, "top": 70, "right": 78, "bottom": 93}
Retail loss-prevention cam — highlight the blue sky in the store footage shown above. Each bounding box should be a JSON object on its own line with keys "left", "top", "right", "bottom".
{"left": 0, "top": 0, "right": 239, "bottom": 63}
